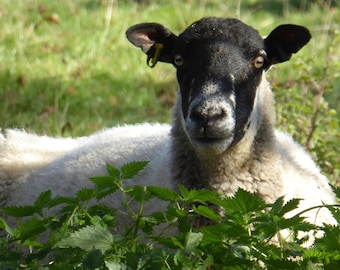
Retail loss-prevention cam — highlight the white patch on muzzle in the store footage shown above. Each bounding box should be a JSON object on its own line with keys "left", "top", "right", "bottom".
{"left": 182, "top": 81, "right": 236, "bottom": 155}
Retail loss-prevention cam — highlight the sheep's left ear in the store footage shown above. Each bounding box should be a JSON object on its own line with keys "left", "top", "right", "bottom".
{"left": 264, "top": 24, "right": 311, "bottom": 65}
{"left": 126, "top": 23, "right": 177, "bottom": 67}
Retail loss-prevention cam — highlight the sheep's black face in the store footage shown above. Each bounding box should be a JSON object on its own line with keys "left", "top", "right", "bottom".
{"left": 126, "top": 17, "right": 311, "bottom": 154}
{"left": 173, "top": 18, "right": 266, "bottom": 153}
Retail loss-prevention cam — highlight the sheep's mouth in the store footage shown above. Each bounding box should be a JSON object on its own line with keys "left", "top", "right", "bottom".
{"left": 190, "top": 135, "right": 234, "bottom": 154}
{"left": 193, "top": 137, "right": 227, "bottom": 144}
{"left": 187, "top": 126, "right": 234, "bottom": 143}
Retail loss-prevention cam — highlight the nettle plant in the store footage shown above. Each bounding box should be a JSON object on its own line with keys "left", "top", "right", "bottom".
{"left": 1, "top": 161, "right": 340, "bottom": 269}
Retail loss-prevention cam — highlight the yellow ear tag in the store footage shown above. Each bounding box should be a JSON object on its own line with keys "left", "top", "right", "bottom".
{"left": 147, "top": 43, "right": 164, "bottom": 68}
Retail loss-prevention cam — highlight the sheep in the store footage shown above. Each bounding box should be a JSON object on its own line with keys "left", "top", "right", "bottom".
{"left": 0, "top": 17, "right": 336, "bottom": 233}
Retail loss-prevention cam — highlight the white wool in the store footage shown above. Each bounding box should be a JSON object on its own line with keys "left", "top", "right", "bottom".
{"left": 0, "top": 124, "right": 174, "bottom": 211}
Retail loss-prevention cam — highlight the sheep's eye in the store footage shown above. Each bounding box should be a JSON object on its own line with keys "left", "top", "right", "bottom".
{"left": 253, "top": 55, "right": 265, "bottom": 69}
{"left": 174, "top": 54, "right": 184, "bottom": 66}
{"left": 253, "top": 50, "right": 266, "bottom": 69}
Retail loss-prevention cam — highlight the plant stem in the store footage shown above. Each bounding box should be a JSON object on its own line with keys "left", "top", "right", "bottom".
{"left": 132, "top": 186, "right": 148, "bottom": 239}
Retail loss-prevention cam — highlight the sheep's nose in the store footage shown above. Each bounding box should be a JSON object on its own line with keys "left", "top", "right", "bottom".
{"left": 190, "top": 105, "right": 226, "bottom": 127}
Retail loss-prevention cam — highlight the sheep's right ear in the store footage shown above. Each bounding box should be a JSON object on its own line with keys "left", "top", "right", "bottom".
{"left": 126, "top": 23, "right": 177, "bottom": 67}
{"left": 264, "top": 24, "right": 311, "bottom": 66}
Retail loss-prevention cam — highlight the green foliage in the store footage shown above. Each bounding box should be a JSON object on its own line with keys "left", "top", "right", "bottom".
{"left": 1, "top": 162, "right": 340, "bottom": 269}
{"left": 273, "top": 30, "right": 340, "bottom": 182}
{"left": 56, "top": 225, "right": 114, "bottom": 252}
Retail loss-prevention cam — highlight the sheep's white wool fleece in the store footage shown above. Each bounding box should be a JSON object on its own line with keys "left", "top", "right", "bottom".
{"left": 274, "top": 130, "right": 335, "bottom": 223}
{"left": 0, "top": 119, "right": 336, "bottom": 229}
{"left": 0, "top": 124, "right": 175, "bottom": 212}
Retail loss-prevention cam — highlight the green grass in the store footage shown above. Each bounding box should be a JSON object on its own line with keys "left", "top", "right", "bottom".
{"left": 0, "top": 0, "right": 339, "bottom": 180}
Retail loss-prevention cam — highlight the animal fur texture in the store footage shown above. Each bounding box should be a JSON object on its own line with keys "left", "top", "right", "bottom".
{"left": 0, "top": 17, "right": 336, "bottom": 232}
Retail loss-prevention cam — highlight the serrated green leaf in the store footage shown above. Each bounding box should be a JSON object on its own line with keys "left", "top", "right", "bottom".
{"left": 96, "top": 186, "right": 120, "bottom": 201}
{"left": 126, "top": 185, "right": 151, "bottom": 202}
{"left": 121, "top": 161, "right": 149, "bottom": 179}
{"left": 150, "top": 211, "right": 167, "bottom": 224}
{"left": 14, "top": 216, "right": 47, "bottom": 241}
{"left": 200, "top": 223, "right": 235, "bottom": 243}
{"left": 193, "top": 205, "right": 221, "bottom": 221}
{"left": 231, "top": 244, "right": 251, "bottom": 259}
{"left": 25, "top": 247, "right": 51, "bottom": 262}
{"left": 105, "top": 261, "right": 127, "bottom": 270}
{"left": 276, "top": 198, "right": 301, "bottom": 217}
{"left": 90, "top": 176, "right": 120, "bottom": 200}
{"left": 178, "top": 185, "right": 190, "bottom": 200}
{"left": 270, "top": 196, "right": 285, "bottom": 215}
{"left": 106, "top": 164, "right": 121, "bottom": 179}
{"left": 48, "top": 196, "right": 77, "bottom": 208}
{"left": 222, "top": 189, "right": 266, "bottom": 214}
{"left": 331, "top": 185, "right": 340, "bottom": 200}
{"left": 90, "top": 175, "right": 116, "bottom": 188}
{"left": 55, "top": 225, "right": 113, "bottom": 252}
{"left": 147, "top": 186, "right": 180, "bottom": 202}
{"left": 1, "top": 205, "right": 37, "bottom": 217}
{"left": 59, "top": 203, "right": 78, "bottom": 214}
{"left": 303, "top": 249, "right": 340, "bottom": 268}
{"left": 280, "top": 199, "right": 301, "bottom": 216}
{"left": 158, "top": 236, "right": 185, "bottom": 249}
{"left": 190, "top": 189, "right": 220, "bottom": 203}
{"left": 201, "top": 254, "right": 214, "bottom": 270}
{"left": 0, "top": 217, "right": 13, "bottom": 236}
{"left": 76, "top": 188, "right": 96, "bottom": 202}
{"left": 277, "top": 216, "right": 306, "bottom": 230}
{"left": 314, "top": 224, "right": 340, "bottom": 250}
{"left": 326, "top": 205, "right": 340, "bottom": 224}
{"left": 0, "top": 250, "right": 22, "bottom": 262}
{"left": 82, "top": 249, "right": 104, "bottom": 269}
{"left": 34, "top": 190, "right": 52, "bottom": 210}
{"left": 184, "top": 230, "right": 203, "bottom": 253}
{"left": 126, "top": 252, "right": 144, "bottom": 269}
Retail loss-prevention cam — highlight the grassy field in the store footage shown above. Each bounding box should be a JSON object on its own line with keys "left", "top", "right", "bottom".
{"left": 0, "top": 0, "right": 339, "bottom": 180}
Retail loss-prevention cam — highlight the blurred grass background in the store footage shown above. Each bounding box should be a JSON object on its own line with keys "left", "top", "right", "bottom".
{"left": 0, "top": 0, "right": 339, "bottom": 182}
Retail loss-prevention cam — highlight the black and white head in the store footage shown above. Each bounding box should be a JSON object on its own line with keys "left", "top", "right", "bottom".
{"left": 126, "top": 17, "right": 311, "bottom": 155}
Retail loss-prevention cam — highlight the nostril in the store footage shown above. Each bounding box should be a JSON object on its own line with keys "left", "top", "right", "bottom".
{"left": 190, "top": 109, "right": 204, "bottom": 123}
{"left": 210, "top": 108, "right": 226, "bottom": 122}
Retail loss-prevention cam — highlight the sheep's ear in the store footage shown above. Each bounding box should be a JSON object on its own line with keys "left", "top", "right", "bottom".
{"left": 264, "top": 24, "right": 311, "bottom": 65}
{"left": 126, "top": 23, "right": 177, "bottom": 67}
